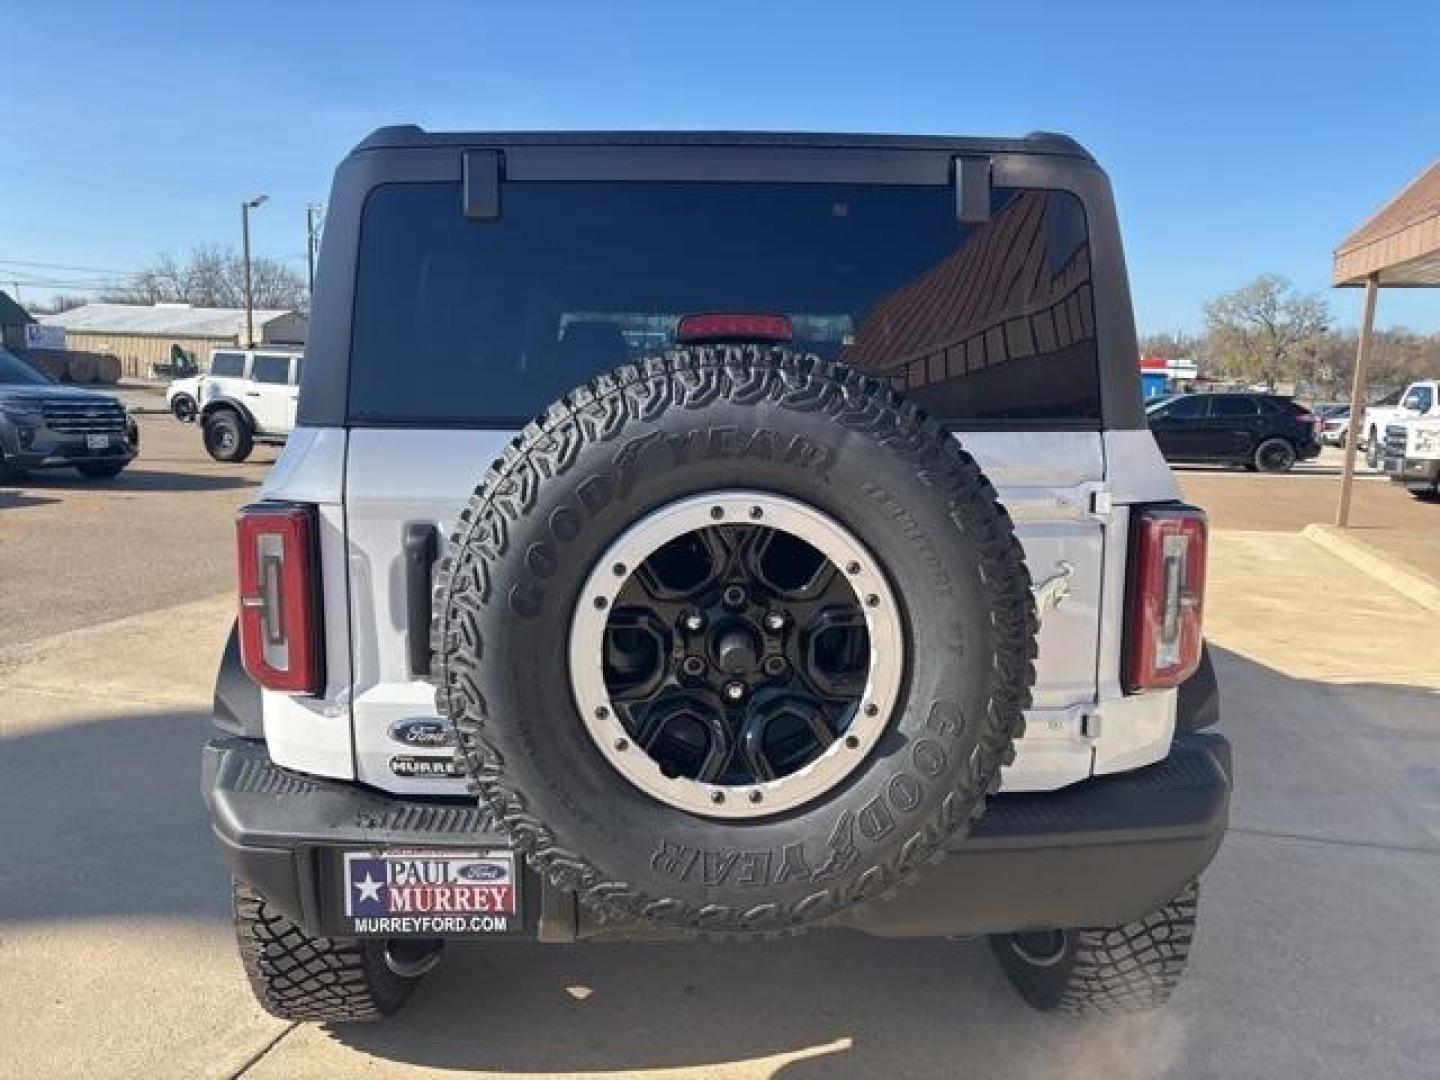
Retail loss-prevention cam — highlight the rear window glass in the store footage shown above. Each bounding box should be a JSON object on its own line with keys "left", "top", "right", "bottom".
{"left": 210, "top": 351, "right": 245, "bottom": 377}
{"left": 1161, "top": 396, "right": 1208, "bottom": 419}
{"left": 1213, "top": 396, "right": 1259, "bottom": 417}
{"left": 252, "top": 354, "right": 291, "bottom": 384}
{"left": 349, "top": 182, "right": 1100, "bottom": 425}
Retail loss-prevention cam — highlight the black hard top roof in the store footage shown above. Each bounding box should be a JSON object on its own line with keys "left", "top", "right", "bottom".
{"left": 353, "top": 126, "right": 1093, "bottom": 160}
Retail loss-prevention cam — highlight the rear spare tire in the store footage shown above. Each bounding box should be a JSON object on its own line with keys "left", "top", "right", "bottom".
{"left": 433, "top": 348, "right": 1037, "bottom": 933}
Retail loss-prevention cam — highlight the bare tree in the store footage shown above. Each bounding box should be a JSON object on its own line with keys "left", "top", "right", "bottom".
{"left": 1201, "top": 274, "right": 1329, "bottom": 387}
{"left": 27, "top": 293, "right": 90, "bottom": 315}
{"left": 103, "top": 246, "right": 305, "bottom": 310}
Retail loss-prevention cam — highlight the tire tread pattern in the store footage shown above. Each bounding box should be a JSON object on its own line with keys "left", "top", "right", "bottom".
{"left": 432, "top": 346, "right": 1037, "bottom": 933}
{"left": 997, "top": 881, "right": 1200, "bottom": 1016}
{"left": 232, "top": 880, "right": 415, "bottom": 1023}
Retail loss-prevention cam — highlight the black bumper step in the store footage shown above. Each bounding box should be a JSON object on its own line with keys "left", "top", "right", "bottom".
{"left": 204, "top": 734, "right": 1231, "bottom": 940}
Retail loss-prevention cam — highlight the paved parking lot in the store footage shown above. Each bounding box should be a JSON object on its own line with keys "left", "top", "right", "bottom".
{"left": 2, "top": 428, "right": 1438, "bottom": 1079}
{"left": 0, "top": 415, "right": 278, "bottom": 644}
{"left": 1176, "top": 447, "right": 1440, "bottom": 580}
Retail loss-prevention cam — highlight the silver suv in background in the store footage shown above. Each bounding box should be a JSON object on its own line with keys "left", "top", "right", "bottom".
{"left": 0, "top": 345, "right": 138, "bottom": 480}
{"left": 199, "top": 348, "right": 302, "bottom": 462}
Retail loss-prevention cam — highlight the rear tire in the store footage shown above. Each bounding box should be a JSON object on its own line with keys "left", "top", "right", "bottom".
{"left": 204, "top": 408, "right": 253, "bottom": 463}
{"left": 990, "top": 881, "right": 1199, "bottom": 1016}
{"left": 232, "top": 880, "right": 422, "bottom": 1023}
{"left": 1253, "top": 437, "right": 1297, "bottom": 473}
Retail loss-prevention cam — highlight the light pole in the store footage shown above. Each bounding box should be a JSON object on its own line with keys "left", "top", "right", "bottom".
{"left": 305, "top": 202, "right": 324, "bottom": 302}
{"left": 241, "top": 194, "right": 269, "bottom": 347}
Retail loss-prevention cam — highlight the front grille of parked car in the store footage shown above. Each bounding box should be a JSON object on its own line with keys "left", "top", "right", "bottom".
{"left": 42, "top": 399, "right": 127, "bottom": 434}
{"left": 1384, "top": 424, "right": 1408, "bottom": 458}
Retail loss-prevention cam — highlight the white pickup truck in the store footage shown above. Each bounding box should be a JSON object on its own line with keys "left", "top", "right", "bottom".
{"left": 1380, "top": 415, "right": 1440, "bottom": 499}
{"left": 1363, "top": 380, "right": 1440, "bottom": 467}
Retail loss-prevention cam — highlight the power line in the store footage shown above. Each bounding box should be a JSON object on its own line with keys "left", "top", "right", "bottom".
{"left": 0, "top": 257, "right": 142, "bottom": 275}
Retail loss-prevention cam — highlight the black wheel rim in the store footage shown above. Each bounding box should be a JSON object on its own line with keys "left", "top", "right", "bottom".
{"left": 1260, "top": 442, "right": 1293, "bottom": 470}
{"left": 601, "top": 522, "right": 868, "bottom": 788}
{"left": 571, "top": 492, "right": 904, "bottom": 818}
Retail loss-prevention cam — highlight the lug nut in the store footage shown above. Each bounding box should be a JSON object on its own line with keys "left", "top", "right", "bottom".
{"left": 764, "top": 610, "right": 786, "bottom": 631}
{"left": 763, "top": 655, "right": 787, "bottom": 676}
{"left": 682, "top": 611, "right": 706, "bottom": 632}
{"left": 723, "top": 680, "right": 747, "bottom": 702}
{"left": 722, "top": 585, "right": 747, "bottom": 610}
{"left": 682, "top": 656, "right": 707, "bottom": 678}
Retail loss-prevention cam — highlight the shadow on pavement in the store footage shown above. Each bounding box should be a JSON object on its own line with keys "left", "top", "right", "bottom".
{"left": 0, "top": 708, "right": 228, "bottom": 924}
{"left": 0, "top": 489, "right": 61, "bottom": 510}
{"left": 11, "top": 467, "right": 260, "bottom": 494}
{"left": 4, "top": 646, "right": 1438, "bottom": 1078}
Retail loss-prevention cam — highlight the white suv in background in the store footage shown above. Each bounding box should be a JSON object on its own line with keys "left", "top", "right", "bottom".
{"left": 199, "top": 348, "right": 303, "bottom": 462}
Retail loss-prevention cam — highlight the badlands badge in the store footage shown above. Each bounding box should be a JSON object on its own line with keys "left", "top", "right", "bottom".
{"left": 343, "top": 850, "right": 518, "bottom": 935}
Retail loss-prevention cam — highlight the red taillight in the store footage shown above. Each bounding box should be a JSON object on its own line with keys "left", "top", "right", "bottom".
{"left": 1124, "top": 505, "right": 1207, "bottom": 692}
{"left": 236, "top": 503, "right": 322, "bottom": 694}
{"left": 676, "top": 313, "right": 793, "bottom": 343}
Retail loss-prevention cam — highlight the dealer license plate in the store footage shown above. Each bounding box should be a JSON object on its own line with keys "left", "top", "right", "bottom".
{"left": 86, "top": 434, "right": 109, "bottom": 450}
{"left": 342, "top": 849, "right": 518, "bottom": 936}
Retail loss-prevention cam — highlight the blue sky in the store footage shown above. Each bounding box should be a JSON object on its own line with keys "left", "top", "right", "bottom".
{"left": 3, "top": 0, "right": 1437, "bottom": 332}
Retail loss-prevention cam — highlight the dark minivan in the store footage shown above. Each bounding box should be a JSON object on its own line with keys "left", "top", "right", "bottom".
{"left": 1146, "top": 392, "right": 1320, "bottom": 472}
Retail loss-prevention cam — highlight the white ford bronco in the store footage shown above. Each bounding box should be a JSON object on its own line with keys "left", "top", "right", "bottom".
{"left": 202, "top": 129, "right": 1228, "bottom": 1023}
{"left": 199, "top": 347, "right": 304, "bottom": 463}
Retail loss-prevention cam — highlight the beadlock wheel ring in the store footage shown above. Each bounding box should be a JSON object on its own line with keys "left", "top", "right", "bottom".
{"left": 569, "top": 491, "right": 904, "bottom": 820}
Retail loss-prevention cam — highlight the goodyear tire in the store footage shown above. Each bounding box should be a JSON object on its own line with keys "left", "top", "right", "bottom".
{"left": 433, "top": 347, "right": 1037, "bottom": 933}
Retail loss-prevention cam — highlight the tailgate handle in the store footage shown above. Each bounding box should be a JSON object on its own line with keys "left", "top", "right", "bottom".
{"left": 403, "top": 523, "right": 440, "bottom": 679}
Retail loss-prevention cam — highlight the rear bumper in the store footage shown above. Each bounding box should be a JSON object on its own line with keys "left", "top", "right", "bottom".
{"left": 1297, "top": 437, "right": 1323, "bottom": 460}
{"left": 203, "top": 731, "right": 1232, "bottom": 940}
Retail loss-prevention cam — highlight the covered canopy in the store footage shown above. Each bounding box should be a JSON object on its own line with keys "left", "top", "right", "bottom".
{"left": 1332, "top": 159, "right": 1440, "bottom": 525}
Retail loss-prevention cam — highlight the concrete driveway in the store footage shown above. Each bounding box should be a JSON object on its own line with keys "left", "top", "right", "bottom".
{"left": 2, "top": 524, "right": 1438, "bottom": 1077}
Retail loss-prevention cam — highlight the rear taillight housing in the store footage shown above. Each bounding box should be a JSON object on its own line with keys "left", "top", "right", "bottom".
{"left": 1124, "top": 505, "right": 1207, "bottom": 692}
{"left": 236, "top": 503, "right": 322, "bottom": 694}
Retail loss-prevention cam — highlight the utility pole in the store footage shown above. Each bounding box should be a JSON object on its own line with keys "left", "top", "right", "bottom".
{"left": 241, "top": 194, "right": 268, "bottom": 347}
{"left": 305, "top": 202, "right": 324, "bottom": 301}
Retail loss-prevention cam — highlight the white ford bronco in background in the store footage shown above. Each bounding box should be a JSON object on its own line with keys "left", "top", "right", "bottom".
{"left": 198, "top": 347, "right": 303, "bottom": 462}
{"left": 203, "top": 128, "right": 1228, "bottom": 1023}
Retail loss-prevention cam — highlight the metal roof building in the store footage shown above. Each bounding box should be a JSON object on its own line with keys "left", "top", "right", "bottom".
{"left": 39, "top": 303, "right": 306, "bottom": 378}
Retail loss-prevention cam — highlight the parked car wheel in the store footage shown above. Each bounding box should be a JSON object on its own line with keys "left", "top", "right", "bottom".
{"left": 171, "top": 394, "right": 197, "bottom": 422}
{"left": 203, "top": 408, "right": 254, "bottom": 463}
{"left": 1365, "top": 428, "right": 1380, "bottom": 469}
{"left": 1254, "top": 437, "right": 1297, "bottom": 473}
